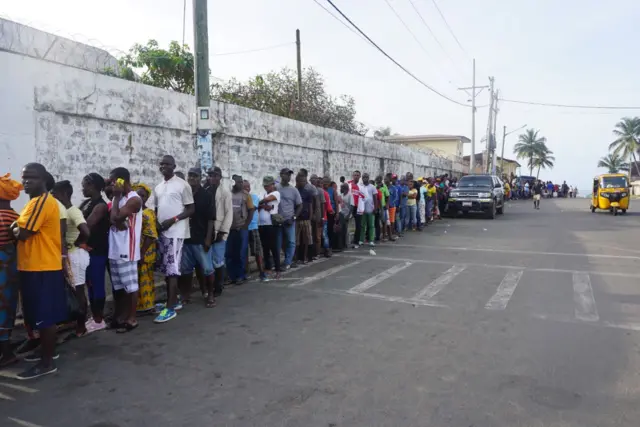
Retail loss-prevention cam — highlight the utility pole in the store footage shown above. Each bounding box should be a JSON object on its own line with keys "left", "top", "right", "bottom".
{"left": 458, "top": 59, "right": 488, "bottom": 173}
{"left": 296, "top": 29, "right": 302, "bottom": 103}
{"left": 500, "top": 125, "right": 507, "bottom": 175}
{"left": 193, "top": 0, "right": 213, "bottom": 172}
{"left": 484, "top": 76, "right": 495, "bottom": 173}
{"left": 491, "top": 90, "right": 500, "bottom": 175}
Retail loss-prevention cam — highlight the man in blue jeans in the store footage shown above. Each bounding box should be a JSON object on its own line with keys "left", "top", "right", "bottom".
{"left": 206, "top": 167, "right": 232, "bottom": 300}
{"left": 275, "top": 168, "right": 302, "bottom": 269}
{"left": 225, "top": 175, "right": 255, "bottom": 285}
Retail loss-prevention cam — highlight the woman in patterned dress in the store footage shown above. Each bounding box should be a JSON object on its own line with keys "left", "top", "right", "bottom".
{"left": 133, "top": 183, "right": 158, "bottom": 313}
{"left": 0, "top": 174, "right": 22, "bottom": 367}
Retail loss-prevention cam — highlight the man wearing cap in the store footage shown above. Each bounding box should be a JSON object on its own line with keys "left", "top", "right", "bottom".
{"left": 206, "top": 167, "right": 232, "bottom": 301}
{"left": 179, "top": 168, "right": 216, "bottom": 307}
{"left": 147, "top": 155, "right": 195, "bottom": 324}
{"left": 225, "top": 174, "right": 255, "bottom": 284}
{"left": 275, "top": 168, "right": 302, "bottom": 269}
{"left": 258, "top": 176, "right": 281, "bottom": 276}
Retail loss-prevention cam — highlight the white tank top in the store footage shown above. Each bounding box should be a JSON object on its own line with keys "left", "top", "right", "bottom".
{"left": 108, "top": 191, "right": 142, "bottom": 262}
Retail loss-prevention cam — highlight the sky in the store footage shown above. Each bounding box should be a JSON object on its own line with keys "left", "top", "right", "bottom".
{"left": 4, "top": 0, "right": 640, "bottom": 192}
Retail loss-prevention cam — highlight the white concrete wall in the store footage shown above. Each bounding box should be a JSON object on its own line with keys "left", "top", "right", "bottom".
{"left": 0, "top": 50, "right": 461, "bottom": 209}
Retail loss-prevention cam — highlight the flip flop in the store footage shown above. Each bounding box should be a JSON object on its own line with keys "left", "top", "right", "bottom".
{"left": 205, "top": 298, "right": 217, "bottom": 308}
{"left": 116, "top": 322, "right": 139, "bottom": 334}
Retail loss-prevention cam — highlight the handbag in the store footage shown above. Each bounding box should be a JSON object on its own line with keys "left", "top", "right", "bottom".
{"left": 271, "top": 213, "right": 285, "bottom": 226}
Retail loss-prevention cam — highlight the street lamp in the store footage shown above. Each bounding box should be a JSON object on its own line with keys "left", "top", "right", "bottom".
{"left": 500, "top": 124, "right": 527, "bottom": 176}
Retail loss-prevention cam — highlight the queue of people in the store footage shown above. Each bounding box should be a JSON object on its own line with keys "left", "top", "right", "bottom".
{"left": 0, "top": 158, "right": 455, "bottom": 380}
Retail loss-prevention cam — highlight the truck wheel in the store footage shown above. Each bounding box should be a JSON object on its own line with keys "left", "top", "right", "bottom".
{"left": 487, "top": 202, "right": 496, "bottom": 219}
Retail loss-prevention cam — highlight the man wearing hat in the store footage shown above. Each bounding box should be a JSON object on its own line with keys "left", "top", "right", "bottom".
{"left": 179, "top": 168, "right": 216, "bottom": 307}
{"left": 225, "top": 174, "right": 255, "bottom": 285}
{"left": 275, "top": 168, "right": 302, "bottom": 269}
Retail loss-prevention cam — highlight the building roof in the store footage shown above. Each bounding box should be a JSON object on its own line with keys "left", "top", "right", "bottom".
{"left": 462, "top": 153, "right": 521, "bottom": 167}
{"left": 384, "top": 134, "right": 471, "bottom": 144}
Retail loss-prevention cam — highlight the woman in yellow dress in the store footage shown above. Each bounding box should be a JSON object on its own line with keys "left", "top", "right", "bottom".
{"left": 133, "top": 183, "right": 158, "bottom": 313}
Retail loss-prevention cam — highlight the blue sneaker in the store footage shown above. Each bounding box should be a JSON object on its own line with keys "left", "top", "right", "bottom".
{"left": 153, "top": 308, "right": 177, "bottom": 323}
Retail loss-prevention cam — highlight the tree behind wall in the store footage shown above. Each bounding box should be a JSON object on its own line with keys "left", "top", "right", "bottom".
{"left": 107, "top": 40, "right": 367, "bottom": 136}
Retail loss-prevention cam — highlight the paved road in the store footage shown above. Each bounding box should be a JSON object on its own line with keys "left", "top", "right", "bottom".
{"left": 3, "top": 198, "right": 640, "bottom": 426}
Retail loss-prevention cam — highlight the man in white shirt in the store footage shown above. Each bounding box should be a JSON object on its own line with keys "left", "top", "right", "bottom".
{"left": 147, "top": 155, "right": 195, "bottom": 323}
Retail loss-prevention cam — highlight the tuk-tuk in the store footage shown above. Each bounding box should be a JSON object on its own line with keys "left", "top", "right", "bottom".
{"left": 590, "top": 173, "right": 630, "bottom": 215}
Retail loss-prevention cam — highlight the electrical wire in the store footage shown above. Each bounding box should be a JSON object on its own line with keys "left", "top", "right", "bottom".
{"left": 500, "top": 98, "right": 640, "bottom": 110}
{"left": 429, "top": 0, "right": 468, "bottom": 56}
{"left": 382, "top": 0, "right": 435, "bottom": 63}
{"left": 310, "top": 0, "right": 368, "bottom": 42}
{"left": 213, "top": 42, "right": 294, "bottom": 56}
{"left": 324, "top": 0, "right": 470, "bottom": 107}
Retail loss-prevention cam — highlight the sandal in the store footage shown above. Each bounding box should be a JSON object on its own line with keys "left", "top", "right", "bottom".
{"left": 108, "top": 319, "right": 124, "bottom": 330}
{"left": 205, "top": 298, "right": 217, "bottom": 308}
{"left": 116, "top": 322, "right": 139, "bottom": 334}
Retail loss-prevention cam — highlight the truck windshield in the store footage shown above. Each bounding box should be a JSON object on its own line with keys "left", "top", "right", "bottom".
{"left": 601, "top": 176, "right": 628, "bottom": 189}
{"left": 458, "top": 176, "right": 493, "bottom": 188}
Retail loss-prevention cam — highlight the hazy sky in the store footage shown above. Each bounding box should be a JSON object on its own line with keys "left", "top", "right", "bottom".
{"left": 4, "top": 0, "right": 640, "bottom": 191}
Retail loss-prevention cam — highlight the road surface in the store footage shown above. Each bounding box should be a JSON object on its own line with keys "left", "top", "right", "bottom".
{"left": 3, "top": 197, "right": 640, "bottom": 427}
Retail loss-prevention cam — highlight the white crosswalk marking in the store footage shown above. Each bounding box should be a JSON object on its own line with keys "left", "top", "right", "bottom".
{"left": 485, "top": 270, "right": 524, "bottom": 310}
{"left": 7, "top": 417, "right": 45, "bottom": 427}
{"left": 289, "top": 260, "right": 363, "bottom": 287}
{"left": 412, "top": 265, "right": 467, "bottom": 300}
{"left": 347, "top": 262, "right": 413, "bottom": 294}
{"left": 573, "top": 272, "right": 599, "bottom": 321}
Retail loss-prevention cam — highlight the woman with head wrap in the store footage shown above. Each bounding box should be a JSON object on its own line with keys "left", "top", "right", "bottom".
{"left": 132, "top": 183, "right": 158, "bottom": 313}
{"left": 0, "top": 174, "right": 22, "bottom": 367}
{"left": 78, "top": 173, "right": 110, "bottom": 332}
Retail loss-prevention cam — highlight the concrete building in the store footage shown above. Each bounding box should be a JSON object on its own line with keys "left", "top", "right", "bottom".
{"left": 463, "top": 154, "right": 521, "bottom": 177}
{"left": 384, "top": 134, "right": 470, "bottom": 161}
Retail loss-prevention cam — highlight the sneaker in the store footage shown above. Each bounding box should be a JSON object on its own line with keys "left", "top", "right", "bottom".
{"left": 85, "top": 319, "right": 107, "bottom": 334}
{"left": 15, "top": 339, "right": 40, "bottom": 357}
{"left": 358, "top": 241, "right": 364, "bottom": 246}
{"left": 24, "top": 352, "right": 60, "bottom": 363}
{"left": 16, "top": 363, "right": 57, "bottom": 380}
{"left": 153, "top": 308, "right": 177, "bottom": 323}
{"left": 173, "top": 302, "right": 184, "bottom": 311}
{"left": 369, "top": 242, "right": 375, "bottom": 247}
{"left": 352, "top": 244, "right": 360, "bottom": 249}
{"left": 260, "top": 276, "right": 271, "bottom": 283}
{"left": 284, "top": 265, "right": 291, "bottom": 271}
{"left": 290, "top": 263, "right": 299, "bottom": 269}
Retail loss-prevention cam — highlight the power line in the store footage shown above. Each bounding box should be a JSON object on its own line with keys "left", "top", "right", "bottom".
{"left": 310, "top": 0, "right": 368, "bottom": 42}
{"left": 500, "top": 98, "right": 640, "bottom": 110}
{"left": 429, "top": 0, "right": 468, "bottom": 56}
{"left": 382, "top": 0, "right": 435, "bottom": 62}
{"left": 406, "top": 0, "right": 459, "bottom": 68}
{"left": 324, "top": 0, "right": 469, "bottom": 107}
{"left": 213, "top": 42, "right": 294, "bottom": 56}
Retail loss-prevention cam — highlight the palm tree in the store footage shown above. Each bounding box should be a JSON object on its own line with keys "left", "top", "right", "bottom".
{"left": 609, "top": 117, "right": 640, "bottom": 180}
{"left": 534, "top": 148, "right": 555, "bottom": 178}
{"left": 514, "top": 129, "right": 546, "bottom": 175}
{"left": 597, "top": 153, "right": 629, "bottom": 174}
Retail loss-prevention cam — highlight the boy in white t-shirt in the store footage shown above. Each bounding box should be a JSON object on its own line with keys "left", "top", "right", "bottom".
{"left": 258, "top": 176, "right": 281, "bottom": 277}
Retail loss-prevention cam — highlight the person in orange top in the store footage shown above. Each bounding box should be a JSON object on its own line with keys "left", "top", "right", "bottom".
{"left": 0, "top": 173, "right": 22, "bottom": 368}
{"left": 10, "top": 163, "right": 66, "bottom": 380}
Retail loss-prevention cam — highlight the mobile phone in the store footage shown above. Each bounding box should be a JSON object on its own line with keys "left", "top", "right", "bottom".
{"left": 116, "top": 178, "right": 125, "bottom": 186}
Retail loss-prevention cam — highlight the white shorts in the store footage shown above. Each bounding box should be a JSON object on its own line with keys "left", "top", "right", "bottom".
{"left": 68, "top": 248, "right": 90, "bottom": 286}
{"left": 533, "top": 194, "right": 541, "bottom": 201}
{"left": 109, "top": 259, "right": 139, "bottom": 293}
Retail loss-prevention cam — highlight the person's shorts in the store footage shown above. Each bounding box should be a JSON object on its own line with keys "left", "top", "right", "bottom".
{"left": 210, "top": 240, "right": 227, "bottom": 269}
{"left": 389, "top": 207, "right": 397, "bottom": 223}
{"left": 180, "top": 243, "right": 214, "bottom": 276}
{"left": 533, "top": 194, "right": 541, "bottom": 201}
{"left": 109, "top": 260, "right": 139, "bottom": 293}
{"left": 156, "top": 236, "right": 185, "bottom": 277}
{"left": 67, "top": 248, "right": 90, "bottom": 286}
{"left": 20, "top": 270, "right": 67, "bottom": 330}
{"left": 296, "top": 220, "right": 312, "bottom": 245}
{"left": 248, "top": 229, "right": 263, "bottom": 257}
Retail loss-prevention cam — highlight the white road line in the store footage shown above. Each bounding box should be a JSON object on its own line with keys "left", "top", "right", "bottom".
{"left": 389, "top": 243, "right": 640, "bottom": 260}
{"left": 485, "top": 270, "right": 524, "bottom": 310}
{"left": 0, "top": 382, "right": 38, "bottom": 393}
{"left": 321, "top": 289, "right": 448, "bottom": 307}
{"left": 347, "top": 262, "right": 413, "bottom": 294}
{"left": 0, "top": 370, "right": 19, "bottom": 379}
{"left": 7, "top": 417, "right": 45, "bottom": 427}
{"left": 288, "top": 260, "right": 364, "bottom": 287}
{"left": 572, "top": 272, "right": 599, "bottom": 322}
{"left": 0, "top": 392, "right": 15, "bottom": 401}
{"left": 532, "top": 313, "right": 640, "bottom": 333}
{"left": 339, "top": 254, "right": 640, "bottom": 279}
{"left": 413, "top": 265, "right": 467, "bottom": 300}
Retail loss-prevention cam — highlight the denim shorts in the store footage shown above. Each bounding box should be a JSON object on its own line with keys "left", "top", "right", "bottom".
{"left": 181, "top": 243, "right": 214, "bottom": 276}
{"left": 209, "top": 240, "right": 227, "bottom": 269}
